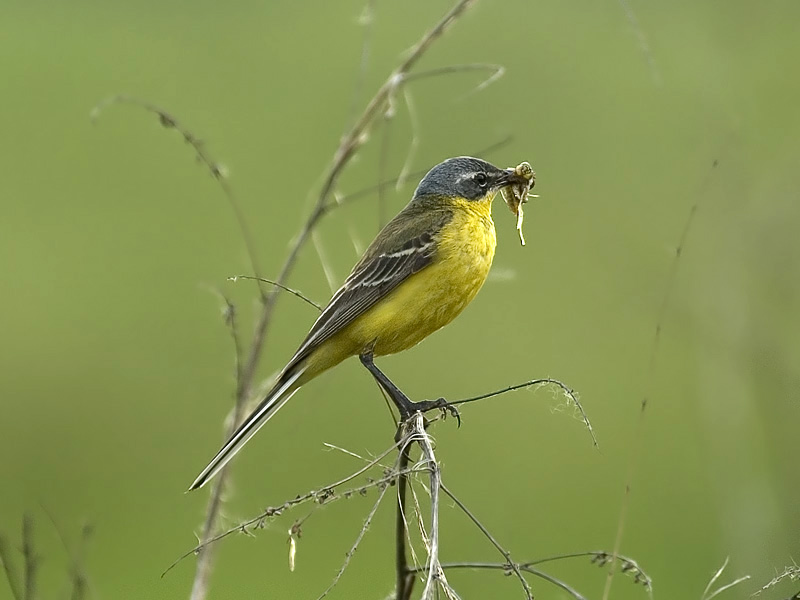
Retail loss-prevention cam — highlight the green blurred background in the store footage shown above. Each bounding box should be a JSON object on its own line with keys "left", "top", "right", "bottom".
{"left": 2, "top": 0, "right": 798, "bottom": 598}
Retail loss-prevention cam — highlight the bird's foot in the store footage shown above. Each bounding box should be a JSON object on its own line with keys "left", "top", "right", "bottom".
{"left": 404, "top": 397, "right": 461, "bottom": 428}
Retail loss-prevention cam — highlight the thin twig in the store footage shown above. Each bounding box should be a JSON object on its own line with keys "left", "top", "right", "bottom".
{"left": 752, "top": 560, "right": 800, "bottom": 596}
{"left": 239, "top": 0, "right": 479, "bottom": 407}
{"left": 21, "top": 516, "right": 38, "bottom": 600}
{"left": 90, "top": 96, "right": 267, "bottom": 301}
{"left": 603, "top": 159, "right": 719, "bottom": 600}
{"left": 347, "top": 0, "right": 377, "bottom": 132}
{"left": 164, "top": 440, "right": 406, "bottom": 575}
{"left": 68, "top": 524, "right": 93, "bottom": 600}
{"left": 315, "top": 460, "right": 395, "bottom": 599}
{"left": 377, "top": 106, "right": 392, "bottom": 229}
{"left": 312, "top": 229, "right": 338, "bottom": 293}
{"left": 701, "top": 557, "right": 750, "bottom": 600}
{"left": 227, "top": 275, "right": 322, "bottom": 311}
{"left": 395, "top": 87, "right": 420, "bottom": 192}
{"left": 0, "top": 534, "right": 22, "bottom": 600}
{"left": 405, "top": 549, "right": 653, "bottom": 591}
{"left": 706, "top": 576, "right": 752, "bottom": 600}
{"left": 190, "top": 291, "right": 244, "bottom": 600}
{"left": 404, "top": 476, "right": 427, "bottom": 594}
{"left": 40, "top": 506, "right": 93, "bottom": 600}
{"left": 451, "top": 377, "right": 598, "bottom": 449}
{"left": 332, "top": 134, "right": 513, "bottom": 209}
{"left": 402, "top": 63, "right": 505, "bottom": 94}
{"left": 396, "top": 443, "right": 414, "bottom": 600}
{"left": 412, "top": 415, "right": 459, "bottom": 600}
{"left": 418, "top": 561, "right": 590, "bottom": 600}
{"left": 439, "top": 484, "right": 534, "bottom": 600}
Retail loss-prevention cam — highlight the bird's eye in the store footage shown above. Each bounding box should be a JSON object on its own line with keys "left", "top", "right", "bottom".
{"left": 474, "top": 172, "right": 488, "bottom": 187}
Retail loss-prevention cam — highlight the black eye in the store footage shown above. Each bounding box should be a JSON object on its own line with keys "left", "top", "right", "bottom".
{"left": 474, "top": 172, "right": 488, "bottom": 187}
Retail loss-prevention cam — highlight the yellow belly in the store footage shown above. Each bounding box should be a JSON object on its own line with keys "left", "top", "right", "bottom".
{"left": 299, "top": 197, "right": 497, "bottom": 381}
{"left": 345, "top": 199, "right": 496, "bottom": 356}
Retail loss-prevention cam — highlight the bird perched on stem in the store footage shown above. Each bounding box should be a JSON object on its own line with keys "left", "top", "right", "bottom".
{"left": 190, "top": 156, "right": 534, "bottom": 490}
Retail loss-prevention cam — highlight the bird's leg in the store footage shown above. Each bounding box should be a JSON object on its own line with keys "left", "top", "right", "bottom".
{"left": 358, "top": 350, "right": 461, "bottom": 427}
{"left": 359, "top": 350, "right": 414, "bottom": 419}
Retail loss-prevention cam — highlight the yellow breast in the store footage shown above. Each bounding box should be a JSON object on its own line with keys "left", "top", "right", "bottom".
{"left": 354, "top": 196, "right": 497, "bottom": 356}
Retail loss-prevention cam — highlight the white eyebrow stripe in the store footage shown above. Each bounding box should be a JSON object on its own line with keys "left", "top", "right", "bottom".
{"left": 455, "top": 172, "right": 475, "bottom": 185}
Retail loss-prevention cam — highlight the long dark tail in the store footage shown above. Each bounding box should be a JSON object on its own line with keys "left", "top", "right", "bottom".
{"left": 188, "top": 366, "right": 306, "bottom": 491}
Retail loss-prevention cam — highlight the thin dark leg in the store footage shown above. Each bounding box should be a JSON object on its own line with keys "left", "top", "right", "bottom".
{"left": 359, "top": 350, "right": 460, "bottom": 425}
{"left": 359, "top": 350, "right": 415, "bottom": 418}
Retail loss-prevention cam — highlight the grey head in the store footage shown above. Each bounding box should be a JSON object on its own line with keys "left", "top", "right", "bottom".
{"left": 413, "top": 156, "right": 522, "bottom": 201}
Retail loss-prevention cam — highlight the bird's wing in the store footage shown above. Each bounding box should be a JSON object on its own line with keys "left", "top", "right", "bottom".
{"left": 289, "top": 208, "right": 452, "bottom": 366}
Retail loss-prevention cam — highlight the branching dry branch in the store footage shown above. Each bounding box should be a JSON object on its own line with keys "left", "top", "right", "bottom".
{"left": 407, "top": 550, "right": 653, "bottom": 600}
{"left": 240, "top": 0, "right": 481, "bottom": 413}
{"left": 162, "top": 370, "right": 615, "bottom": 599}
{"left": 95, "top": 2, "right": 488, "bottom": 598}
{"left": 163, "top": 440, "right": 407, "bottom": 576}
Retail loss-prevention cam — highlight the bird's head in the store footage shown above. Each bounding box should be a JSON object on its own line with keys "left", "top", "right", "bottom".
{"left": 413, "top": 156, "right": 532, "bottom": 203}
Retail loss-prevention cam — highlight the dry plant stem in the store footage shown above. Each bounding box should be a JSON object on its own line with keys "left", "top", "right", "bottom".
{"left": 404, "top": 478, "right": 427, "bottom": 581}
{"left": 68, "top": 525, "right": 92, "bottom": 600}
{"left": 41, "top": 507, "right": 93, "bottom": 600}
{"left": 0, "top": 534, "right": 22, "bottom": 600}
{"left": 602, "top": 159, "right": 718, "bottom": 600}
{"left": 240, "top": 0, "right": 478, "bottom": 400}
{"left": 190, "top": 294, "right": 244, "bottom": 600}
{"left": 440, "top": 484, "right": 533, "bottom": 600}
{"left": 753, "top": 561, "right": 800, "bottom": 597}
{"left": 701, "top": 557, "right": 750, "bottom": 600}
{"left": 228, "top": 276, "right": 322, "bottom": 310}
{"left": 100, "top": 4, "right": 483, "bottom": 595}
{"left": 422, "top": 562, "right": 589, "bottom": 600}
{"left": 164, "top": 440, "right": 406, "bottom": 574}
{"left": 395, "top": 444, "right": 414, "bottom": 600}
{"left": 189, "top": 468, "right": 230, "bottom": 600}
{"left": 334, "top": 134, "right": 513, "bottom": 209}
{"left": 21, "top": 516, "right": 38, "bottom": 600}
{"left": 347, "top": 0, "right": 377, "bottom": 133}
{"left": 451, "top": 377, "right": 598, "bottom": 449}
{"left": 315, "top": 470, "right": 394, "bottom": 600}
{"left": 377, "top": 111, "right": 392, "bottom": 229}
{"left": 90, "top": 96, "right": 267, "bottom": 301}
{"left": 408, "top": 415, "right": 458, "bottom": 600}
{"left": 405, "top": 550, "right": 653, "bottom": 598}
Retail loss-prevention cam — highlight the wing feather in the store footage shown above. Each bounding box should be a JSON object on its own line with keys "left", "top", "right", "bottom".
{"left": 288, "top": 209, "right": 451, "bottom": 366}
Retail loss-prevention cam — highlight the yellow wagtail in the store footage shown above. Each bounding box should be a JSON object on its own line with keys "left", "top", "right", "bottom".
{"left": 189, "top": 156, "right": 533, "bottom": 490}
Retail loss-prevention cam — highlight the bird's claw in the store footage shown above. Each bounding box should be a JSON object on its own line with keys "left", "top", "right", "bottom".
{"left": 435, "top": 398, "right": 461, "bottom": 427}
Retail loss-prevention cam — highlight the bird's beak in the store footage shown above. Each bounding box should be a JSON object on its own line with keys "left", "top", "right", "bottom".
{"left": 496, "top": 168, "right": 534, "bottom": 189}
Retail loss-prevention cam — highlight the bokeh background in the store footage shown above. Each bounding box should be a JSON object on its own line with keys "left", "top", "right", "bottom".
{"left": 2, "top": 0, "right": 798, "bottom": 598}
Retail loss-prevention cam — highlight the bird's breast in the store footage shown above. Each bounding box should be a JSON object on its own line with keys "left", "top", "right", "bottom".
{"left": 364, "top": 199, "right": 497, "bottom": 356}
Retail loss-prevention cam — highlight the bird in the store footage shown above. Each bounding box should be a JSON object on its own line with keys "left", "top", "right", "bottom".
{"left": 189, "top": 156, "right": 533, "bottom": 491}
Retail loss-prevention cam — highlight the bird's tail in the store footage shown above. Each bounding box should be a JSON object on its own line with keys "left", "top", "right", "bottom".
{"left": 188, "top": 365, "right": 306, "bottom": 491}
